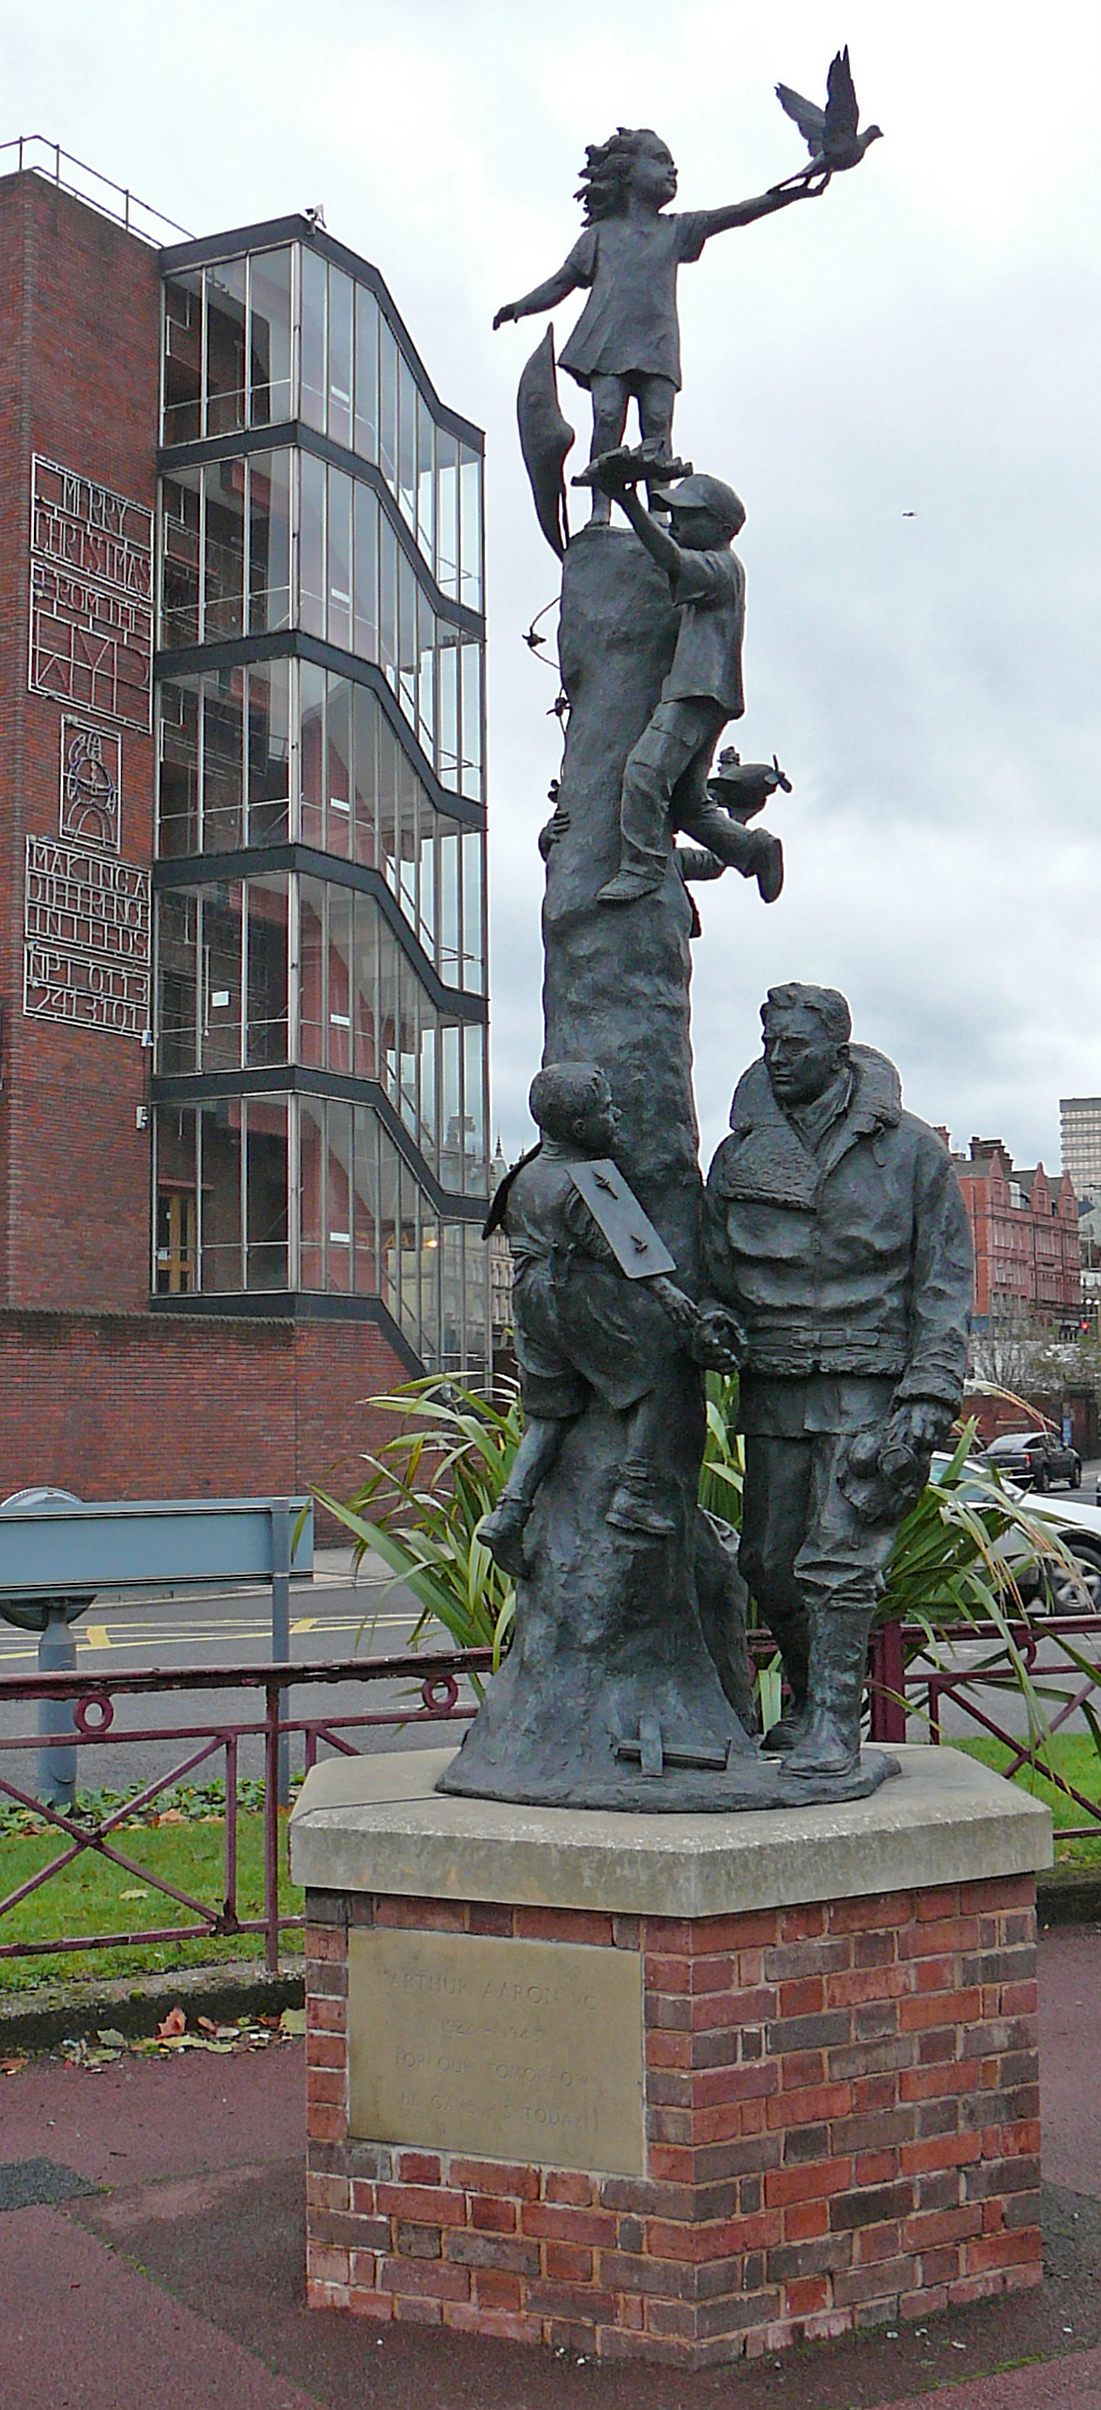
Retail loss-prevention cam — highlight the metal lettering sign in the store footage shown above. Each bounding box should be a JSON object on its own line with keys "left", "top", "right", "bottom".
{"left": 23, "top": 836, "right": 151, "bottom": 1039}
{"left": 28, "top": 458, "right": 153, "bottom": 730}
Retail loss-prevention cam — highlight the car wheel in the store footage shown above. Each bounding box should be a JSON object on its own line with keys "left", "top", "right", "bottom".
{"left": 1034, "top": 1464, "right": 1049, "bottom": 1492}
{"left": 1071, "top": 1459, "right": 1083, "bottom": 1490}
{"left": 1045, "top": 1545, "right": 1101, "bottom": 1615}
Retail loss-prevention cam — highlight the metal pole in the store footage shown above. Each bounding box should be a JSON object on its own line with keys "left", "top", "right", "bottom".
{"left": 37, "top": 1607, "right": 77, "bottom": 1809}
{"left": 263, "top": 1680, "right": 280, "bottom": 1973}
{"left": 271, "top": 1500, "right": 292, "bottom": 1807}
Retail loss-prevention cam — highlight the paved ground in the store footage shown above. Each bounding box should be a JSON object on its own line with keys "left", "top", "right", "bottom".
{"left": 2, "top": 1925, "right": 1101, "bottom": 2408}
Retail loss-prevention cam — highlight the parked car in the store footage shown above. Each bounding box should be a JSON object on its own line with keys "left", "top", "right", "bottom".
{"left": 931, "top": 1452, "right": 1101, "bottom": 1613}
{"left": 984, "top": 1430, "right": 1082, "bottom": 1492}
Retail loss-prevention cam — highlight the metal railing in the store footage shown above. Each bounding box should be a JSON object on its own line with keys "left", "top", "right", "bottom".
{"left": 0, "top": 1650, "right": 489, "bottom": 1974}
{"left": 868, "top": 1613, "right": 1101, "bottom": 1838}
{"left": 0, "top": 136, "right": 191, "bottom": 246}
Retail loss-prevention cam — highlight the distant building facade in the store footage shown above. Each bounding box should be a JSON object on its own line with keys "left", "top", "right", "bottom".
{"left": 1061, "top": 1097, "right": 1101, "bottom": 1210}
{"left": 950, "top": 1138, "right": 1080, "bottom": 1325}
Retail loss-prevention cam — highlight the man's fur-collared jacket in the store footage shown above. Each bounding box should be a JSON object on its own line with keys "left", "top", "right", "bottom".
{"left": 703, "top": 1045, "right": 972, "bottom": 1405}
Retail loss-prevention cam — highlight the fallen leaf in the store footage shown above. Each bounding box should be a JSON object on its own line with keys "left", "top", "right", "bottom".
{"left": 97, "top": 2029, "right": 127, "bottom": 2047}
{"left": 156, "top": 2006, "right": 187, "bottom": 2040}
{"left": 1, "top": 2058, "right": 27, "bottom": 2076}
{"left": 279, "top": 2007, "right": 306, "bottom": 2036}
{"left": 119, "top": 1888, "right": 149, "bottom": 1901}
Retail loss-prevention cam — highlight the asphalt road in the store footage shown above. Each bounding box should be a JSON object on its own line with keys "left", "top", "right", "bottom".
{"left": 0, "top": 1548, "right": 473, "bottom": 1794}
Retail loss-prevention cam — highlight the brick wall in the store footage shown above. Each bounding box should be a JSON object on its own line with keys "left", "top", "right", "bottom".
{"left": 0, "top": 171, "right": 160, "bottom": 1313}
{"left": 0, "top": 1306, "right": 409, "bottom": 1508}
{"left": 303, "top": 1876, "right": 1041, "bottom": 2370}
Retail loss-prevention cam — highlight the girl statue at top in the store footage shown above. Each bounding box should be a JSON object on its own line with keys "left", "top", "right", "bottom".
{"left": 494, "top": 127, "right": 825, "bottom": 521}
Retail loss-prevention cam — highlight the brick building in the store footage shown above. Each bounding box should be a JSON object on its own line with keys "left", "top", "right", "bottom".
{"left": 0, "top": 145, "right": 489, "bottom": 1503}
{"left": 950, "top": 1138, "right": 1080, "bottom": 1325}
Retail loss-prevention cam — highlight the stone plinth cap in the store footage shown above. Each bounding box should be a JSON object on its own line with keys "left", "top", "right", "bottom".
{"left": 289, "top": 1744, "right": 1053, "bottom": 1919}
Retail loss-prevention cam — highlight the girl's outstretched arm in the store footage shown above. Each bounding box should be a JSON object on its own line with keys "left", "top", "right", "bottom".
{"left": 696, "top": 179, "right": 825, "bottom": 239}
{"left": 493, "top": 259, "right": 584, "bottom": 329}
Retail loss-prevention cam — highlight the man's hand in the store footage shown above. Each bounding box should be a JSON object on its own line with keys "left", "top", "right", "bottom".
{"left": 889, "top": 1401, "right": 952, "bottom": 1456}
{"left": 492, "top": 302, "right": 518, "bottom": 329}
{"left": 690, "top": 1302, "right": 747, "bottom": 1373}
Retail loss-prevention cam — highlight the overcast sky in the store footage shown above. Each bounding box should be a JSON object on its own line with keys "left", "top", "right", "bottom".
{"left": 7, "top": 0, "right": 1101, "bottom": 1175}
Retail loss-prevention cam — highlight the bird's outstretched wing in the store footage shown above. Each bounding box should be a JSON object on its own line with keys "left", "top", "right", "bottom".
{"left": 824, "top": 45, "right": 859, "bottom": 141}
{"left": 775, "top": 80, "right": 826, "bottom": 149}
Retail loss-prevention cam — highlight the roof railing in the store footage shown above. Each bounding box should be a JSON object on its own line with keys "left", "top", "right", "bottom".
{"left": 0, "top": 135, "right": 191, "bottom": 248}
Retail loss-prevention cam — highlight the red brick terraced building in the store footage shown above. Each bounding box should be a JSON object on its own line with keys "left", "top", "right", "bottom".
{"left": 950, "top": 1139, "right": 1080, "bottom": 1327}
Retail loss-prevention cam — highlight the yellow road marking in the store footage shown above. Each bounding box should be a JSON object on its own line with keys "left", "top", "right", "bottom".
{"left": 81, "top": 1624, "right": 112, "bottom": 1650}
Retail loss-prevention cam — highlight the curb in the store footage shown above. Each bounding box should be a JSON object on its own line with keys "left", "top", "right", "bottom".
{"left": 1038, "top": 1868, "right": 1101, "bottom": 1926}
{"left": 0, "top": 1956, "right": 304, "bottom": 2054}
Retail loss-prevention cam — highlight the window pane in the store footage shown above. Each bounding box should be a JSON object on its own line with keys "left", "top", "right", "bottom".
{"left": 354, "top": 284, "right": 379, "bottom": 463}
{"left": 154, "top": 1107, "right": 198, "bottom": 1294}
{"left": 162, "top": 270, "right": 202, "bottom": 444}
{"left": 378, "top": 312, "right": 398, "bottom": 488}
{"left": 246, "top": 660, "right": 291, "bottom": 844}
{"left": 200, "top": 882, "right": 243, "bottom": 1071}
{"left": 378, "top": 1127, "right": 400, "bottom": 1319}
{"left": 327, "top": 1100, "right": 353, "bottom": 1291}
{"left": 353, "top": 890, "right": 378, "bottom": 1077}
{"left": 464, "top": 1216, "right": 489, "bottom": 1374}
{"left": 397, "top": 548, "right": 417, "bottom": 724}
{"left": 246, "top": 1095, "right": 288, "bottom": 1288}
{"left": 397, "top": 750, "right": 418, "bottom": 924}
{"left": 158, "top": 680, "right": 200, "bottom": 857}
{"left": 328, "top": 267, "right": 354, "bottom": 448}
{"left": 353, "top": 682, "right": 377, "bottom": 866}
{"left": 460, "top": 641, "right": 482, "bottom": 800}
{"left": 416, "top": 394, "right": 435, "bottom": 561}
{"left": 204, "top": 257, "right": 247, "bottom": 437}
{"left": 379, "top": 917, "right": 399, "bottom": 1107}
{"left": 201, "top": 676, "right": 244, "bottom": 851}
{"left": 436, "top": 626, "right": 459, "bottom": 789}
{"left": 417, "top": 585, "right": 435, "bottom": 761}
{"left": 462, "top": 827, "right": 485, "bottom": 992}
{"left": 326, "top": 466, "right": 353, "bottom": 653}
{"left": 326, "top": 675, "right": 352, "bottom": 857}
{"left": 397, "top": 951, "right": 418, "bottom": 1136}
{"left": 248, "top": 246, "right": 293, "bottom": 426}
{"left": 155, "top": 888, "right": 198, "bottom": 1073}
{"left": 399, "top": 1160, "right": 419, "bottom": 1344}
{"left": 440, "top": 1220, "right": 464, "bottom": 1369}
{"left": 298, "top": 450, "right": 325, "bottom": 637}
{"left": 435, "top": 429, "right": 458, "bottom": 601}
{"left": 464, "top": 1021, "right": 487, "bottom": 1193}
{"left": 327, "top": 882, "right": 352, "bottom": 1073}
{"left": 299, "top": 1097, "right": 324, "bottom": 1288}
{"left": 418, "top": 803, "right": 436, "bottom": 955}
{"left": 439, "top": 825, "right": 460, "bottom": 986}
{"left": 353, "top": 1107, "right": 378, "bottom": 1294}
{"left": 248, "top": 448, "right": 291, "bottom": 633}
{"left": 245, "top": 874, "right": 289, "bottom": 1065}
{"left": 420, "top": 1205, "right": 441, "bottom": 1367}
{"left": 459, "top": 444, "right": 483, "bottom": 610}
{"left": 441, "top": 1020, "right": 462, "bottom": 1185}
{"left": 300, "top": 245, "right": 327, "bottom": 431}
{"left": 378, "top": 514, "right": 397, "bottom": 687}
{"left": 298, "top": 875, "right": 325, "bottom": 1067}
{"left": 160, "top": 471, "right": 200, "bottom": 647}
{"left": 199, "top": 1100, "right": 244, "bottom": 1290}
{"left": 377, "top": 713, "right": 399, "bottom": 896}
{"left": 299, "top": 660, "right": 325, "bottom": 849}
{"left": 203, "top": 458, "right": 245, "bottom": 640}
{"left": 397, "top": 353, "right": 416, "bottom": 528}
{"left": 353, "top": 481, "right": 378, "bottom": 661}
{"left": 419, "top": 1008, "right": 437, "bottom": 1167}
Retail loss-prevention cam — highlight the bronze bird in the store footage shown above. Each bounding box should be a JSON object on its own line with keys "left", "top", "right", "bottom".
{"left": 774, "top": 47, "right": 882, "bottom": 186}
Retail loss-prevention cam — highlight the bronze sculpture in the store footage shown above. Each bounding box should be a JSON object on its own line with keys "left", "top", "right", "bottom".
{"left": 441, "top": 53, "right": 906, "bottom": 1813}
{"left": 702, "top": 986, "right": 972, "bottom": 1778}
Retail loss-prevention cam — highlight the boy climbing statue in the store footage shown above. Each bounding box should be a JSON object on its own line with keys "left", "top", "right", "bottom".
{"left": 479, "top": 1062, "right": 739, "bottom": 1576}
{"left": 583, "top": 451, "right": 784, "bottom": 907}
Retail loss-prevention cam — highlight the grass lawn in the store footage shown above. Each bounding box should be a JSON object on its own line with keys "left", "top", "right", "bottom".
{"left": 0, "top": 1808, "right": 304, "bottom": 1992}
{"left": 952, "top": 1734, "right": 1101, "bottom": 1861}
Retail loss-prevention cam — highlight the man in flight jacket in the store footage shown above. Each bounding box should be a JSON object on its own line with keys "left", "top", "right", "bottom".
{"left": 702, "top": 983, "right": 973, "bottom": 1779}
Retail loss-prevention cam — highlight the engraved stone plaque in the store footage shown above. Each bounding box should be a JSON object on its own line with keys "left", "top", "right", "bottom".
{"left": 348, "top": 1927, "right": 644, "bottom": 2176}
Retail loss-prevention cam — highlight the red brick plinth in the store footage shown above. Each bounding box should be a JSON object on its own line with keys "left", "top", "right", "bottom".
{"left": 303, "top": 1873, "right": 1041, "bottom": 2368}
